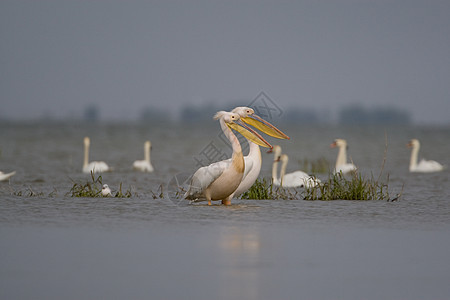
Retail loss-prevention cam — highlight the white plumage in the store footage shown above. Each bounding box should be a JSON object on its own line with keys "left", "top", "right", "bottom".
{"left": 270, "top": 146, "right": 320, "bottom": 188}
{"left": 407, "top": 139, "right": 444, "bottom": 173}
{"left": 184, "top": 111, "right": 272, "bottom": 205}
{"left": 133, "top": 140, "right": 154, "bottom": 172}
{"left": 330, "top": 139, "right": 357, "bottom": 174}
{"left": 0, "top": 171, "right": 16, "bottom": 182}
{"left": 82, "top": 137, "right": 111, "bottom": 174}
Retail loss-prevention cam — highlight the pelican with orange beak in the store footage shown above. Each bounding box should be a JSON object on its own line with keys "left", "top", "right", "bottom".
{"left": 229, "top": 106, "right": 289, "bottom": 199}
{"left": 184, "top": 111, "right": 273, "bottom": 205}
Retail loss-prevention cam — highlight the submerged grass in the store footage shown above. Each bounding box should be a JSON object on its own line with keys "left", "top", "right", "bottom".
{"left": 151, "top": 184, "right": 165, "bottom": 199}
{"left": 69, "top": 172, "right": 132, "bottom": 198}
{"left": 11, "top": 186, "right": 47, "bottom": 197}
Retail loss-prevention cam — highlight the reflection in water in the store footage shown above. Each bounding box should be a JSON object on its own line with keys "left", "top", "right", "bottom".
{"left": 217, "top": 226, "right": 261, "bottom": 300}
{"left": 1, "top": 123, "right": 450, "bottom": 300}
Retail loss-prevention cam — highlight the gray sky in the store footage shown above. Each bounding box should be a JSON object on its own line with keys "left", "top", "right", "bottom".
{"left": 1, "top": 0, "right": 450, "bottom": 124}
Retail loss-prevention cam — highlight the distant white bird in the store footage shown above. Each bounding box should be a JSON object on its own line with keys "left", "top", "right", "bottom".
{"left": 184, "top": 111, "right": 272, "bottom": 205}
{"left": 407, "top": 139, "right": 444, "bottom": 173}
{"left": 0, "top": 171, "right": 16, "bottom": 182}
{"left": 133, "top": 140, "right": 154, "bottom": 172}
{"left": 101, "top": 184, "right": 112, "bottom": 196}
{"left": 278, "top": 154, "right": 320, "bottom": 188}
{"left": 270, "top": 146, "right": 320, "bottom": 188}
{"left": 330, "top": 139, "right": 357, "bottom": 174}
{"left": 82, "top": 137, "right": 111, "bottom": 174}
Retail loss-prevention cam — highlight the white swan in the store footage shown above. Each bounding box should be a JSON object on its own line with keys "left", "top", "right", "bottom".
{"left": 279, "top": 154, "right": 320, "bottom": 188}
{"left": 407, "top": 139, "right": 444, "bottom": 173}
{"left": 270, "top": 146, "right": 319, "bottom": 188}
{"left": 184, "top": 111, "right": 272, "bottom": 205}
{"left": 330, "top": 139, "right": 357, "bottom": 174}
{"left": 101, "top": 184, "right": 112, "bottom": 196}
{"left": 82, "top": 137, "right": 111, "bottom": 174}
{"left": 133, "top": 140, "right": 154, "bottom": 172}
{"left": 0, "top": 171, "right": 16, "bottom": 182}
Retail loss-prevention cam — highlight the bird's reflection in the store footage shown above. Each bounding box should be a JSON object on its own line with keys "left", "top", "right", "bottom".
{"left": 216, "top": 226, "right": 261, "bottom": 299}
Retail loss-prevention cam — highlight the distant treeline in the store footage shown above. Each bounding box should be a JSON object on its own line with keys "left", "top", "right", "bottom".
{"left": 338, "top": 105, "right": 411, "bottom": 125}
{"left": 81, "top": 102, "right": 411, "bottom": 125}
{"left": 172, "top": 103, "right": 410, "bottom": 125}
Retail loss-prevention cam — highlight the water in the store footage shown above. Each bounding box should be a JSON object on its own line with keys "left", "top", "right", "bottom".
{"left": 1, "top": 121, "right": 450, "bottom": 300}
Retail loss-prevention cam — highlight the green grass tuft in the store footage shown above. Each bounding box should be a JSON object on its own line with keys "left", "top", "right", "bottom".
{"left": 303, "top": 171, "right": 390, "bottom": 201}
{"left": 69, "top": 172, "right": 132, "bottom": 198}
{"left": 241, "top": 177, "right": 274, "bottom": 200}
{"left": 240, "top": 178, "right": 300, "bottom": 200}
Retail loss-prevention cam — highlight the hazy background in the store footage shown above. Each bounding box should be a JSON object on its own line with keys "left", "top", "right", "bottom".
{"left": 1, "top": 0, "right": 449, "bottom": 125}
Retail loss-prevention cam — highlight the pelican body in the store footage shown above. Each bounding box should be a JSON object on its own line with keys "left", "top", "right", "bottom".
{"left": 330, "top": 139, "right": 357, "bottom": 174}
{"left": 133, "top": 140, "right": 154, "bottom": 172}
{"left": 184, "top": 111, "right": 272, "bottom": 205}
{"left": 229, "top": 107, "right": 289, "bottom": 198}
{"left": 83, "top": 137, "right": 110, "bottom": 174}
{"left": 407, "top": 139, "right": 444, "bottom": 173}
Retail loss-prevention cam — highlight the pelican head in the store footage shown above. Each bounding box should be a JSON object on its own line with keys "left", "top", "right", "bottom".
{"left": 214, "top": 111, "right": 272, "bottom": 148}
{"left": 231, "top": 106, "right": 290, "bottom": 140}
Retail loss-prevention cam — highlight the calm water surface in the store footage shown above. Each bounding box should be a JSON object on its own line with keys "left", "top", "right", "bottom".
{"left": 1, "top": 122, "right": 449, "bottom": 300}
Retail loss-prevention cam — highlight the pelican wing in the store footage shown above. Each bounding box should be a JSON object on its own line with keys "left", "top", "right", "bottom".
{"left": 184, "top": 160, "right": 232, "bottom": 200}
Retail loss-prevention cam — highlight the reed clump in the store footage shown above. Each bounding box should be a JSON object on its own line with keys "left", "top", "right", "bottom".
{"left": 303, "top": 171, "right": 390, "bottom": 201}
{"left": 241, "top": 171, "right": 394, "bottom": 201}
{"left": 241, "top": 177, "right": 274, "bottom": 200}
{"left": 151, "top": 184, "right": 165, "bottom": 199}
{"left": 12, "top": 187, "right": 46, "bottom": 197}
{"left": 240, "top": 178, "right": 299, "bottom": 200}
{"left": 69, "top": 172, "right": 132, "bottom": 198}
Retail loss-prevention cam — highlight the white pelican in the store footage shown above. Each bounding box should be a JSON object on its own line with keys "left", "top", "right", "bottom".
{"left": 407, "top": 139, "right": 444, "bottom": 173}
{"left": 82, "top": 137, "right": 111, "bottom": 174}
{"left": 133, "top": 140, "right": 154, "bottom": 172}
{"left": 228, "top": 106, "right": 289, "bottom": 198}
{"left": 270, "top": 146, "right": 320, "bottom": 188}
{"left": 330, "top": 139, "right": 357, "bottom": 174}
{"left": 101, "top": 184, "right": 112, "bottom": 196}
{"left": 184, "top": 111, "right": 272, "bottom": 205}
{"left": 0, "top": 171, "right": 16, "bottom": 182}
